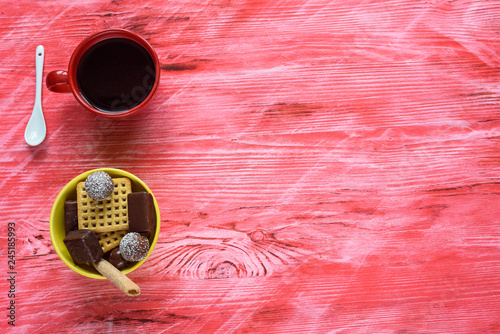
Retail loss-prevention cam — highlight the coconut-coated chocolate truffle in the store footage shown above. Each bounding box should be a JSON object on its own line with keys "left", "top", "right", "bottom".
{"left": 119, "top": 232, "right": 149, "bottom": 262}
{"left": 84, "top": 171, "right": 114, "bottom": 200}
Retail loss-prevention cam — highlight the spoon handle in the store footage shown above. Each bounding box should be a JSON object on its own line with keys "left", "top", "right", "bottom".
{"left": 35, "top": 45, "right": 44, "bottom": 108}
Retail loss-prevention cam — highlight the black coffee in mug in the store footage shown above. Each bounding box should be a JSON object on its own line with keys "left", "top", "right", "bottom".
{"left": 76, "top": 37, "right": 156, "bottom": 112}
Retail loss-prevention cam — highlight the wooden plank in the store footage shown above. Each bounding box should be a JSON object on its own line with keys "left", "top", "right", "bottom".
{"left": 1, "top": 0, "right": 500, "bottom": 332}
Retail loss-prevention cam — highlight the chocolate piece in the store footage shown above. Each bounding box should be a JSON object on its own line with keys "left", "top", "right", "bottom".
{"left": 64, "top": 200, "right": 78, "bottom": 235}
{"left": 127, "top": 192, "right": 156, "bottom": 235}
{"left": 108, "top": 248, "right": 128, "bottom": 269}
{"left": 63, "top": 230, "right": 103, "bottom": 264}
{"left": 120, "top": 232, "right": 149, "bottom": 262}
{"left": 84, "top": 171, "right": 114, "bottom": 200}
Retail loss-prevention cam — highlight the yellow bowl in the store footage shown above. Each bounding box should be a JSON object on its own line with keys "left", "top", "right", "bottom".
{"left": 49, "top": 168, "right": 161, "bottom": 279}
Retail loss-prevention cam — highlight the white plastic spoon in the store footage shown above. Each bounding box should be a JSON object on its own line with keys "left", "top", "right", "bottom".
{"left": 25, "top": 45, "right": 46, "bottom": 146}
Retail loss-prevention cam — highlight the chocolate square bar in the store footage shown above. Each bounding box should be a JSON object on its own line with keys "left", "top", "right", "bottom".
{"left": 127, "top": 192, "right": 156, "bottom": 235}
{"left": 64, "top": 200, "right": 78, "bottom": 235}
{"left": 63, "top": 229, "right": 103, "bottom": 264}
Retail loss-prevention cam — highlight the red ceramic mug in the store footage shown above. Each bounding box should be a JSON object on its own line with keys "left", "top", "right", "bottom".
{"left": 46, "top": 29, "right": 160, "bottom": 118}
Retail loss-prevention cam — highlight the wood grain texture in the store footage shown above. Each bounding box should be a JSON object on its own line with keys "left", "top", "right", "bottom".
{"left": 1, "top": 0, "right": 500, "bottom": 333}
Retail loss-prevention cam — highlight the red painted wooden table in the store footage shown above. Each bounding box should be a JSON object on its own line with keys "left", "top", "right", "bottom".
{"left": 1, "top": 0, "right": 500, "bottom": 333}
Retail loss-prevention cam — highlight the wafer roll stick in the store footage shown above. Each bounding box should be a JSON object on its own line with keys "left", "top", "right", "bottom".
{"left": 92, "top": 259, "right": 140, "bottom": 296}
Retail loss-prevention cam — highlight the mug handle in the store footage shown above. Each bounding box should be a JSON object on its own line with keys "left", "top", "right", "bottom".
{"left": 46, "top": 70, "right": 71, "bottom": 93}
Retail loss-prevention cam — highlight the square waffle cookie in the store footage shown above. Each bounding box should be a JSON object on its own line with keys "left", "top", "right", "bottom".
{"left": 77, "top": 177, "right": 131, "bottom": 233}
{"left": 97, "top": 230, "right": 127, "bottom": 253}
